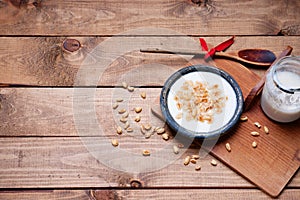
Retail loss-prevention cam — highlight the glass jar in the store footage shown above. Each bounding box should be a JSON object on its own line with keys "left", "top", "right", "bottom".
{"left": 261, "top": 56, "right": 300, "bottom": 123}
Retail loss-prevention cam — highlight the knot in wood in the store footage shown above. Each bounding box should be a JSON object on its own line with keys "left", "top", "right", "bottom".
{"left": 9, "top": 0, "right": 28, "bottom": 8}
{"left": 130, "top": 179, "right": 143, "bottom": 188}
{"left": 63, "top": 39, "right": 81, "bottom": 53}
{"left": 190, "top": 0, "right": 207, "bottom": 6}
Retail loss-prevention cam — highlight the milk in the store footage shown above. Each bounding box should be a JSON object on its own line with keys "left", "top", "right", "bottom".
{"left": 261, "top": 69, "right": 300, "bottom": 122}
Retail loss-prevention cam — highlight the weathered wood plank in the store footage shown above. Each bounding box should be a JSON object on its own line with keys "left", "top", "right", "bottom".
{"left": 0, "top": 189, "right": 299, "bottom": 200}
{"left": 0, "top": 36, "right": 300, "bottom": 86}
{"left": 0, "top": 137, "right": 299, "bottom": 189}
{"left": 0, "top": 88, "right": 165, "bottom": 136}
{"left": 0, "top": 0, "right": 299, "bottom": 36}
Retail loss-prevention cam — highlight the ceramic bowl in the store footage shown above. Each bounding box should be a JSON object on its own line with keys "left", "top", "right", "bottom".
{"left": 160, "top": 65, "right": 244, "bottom": 139}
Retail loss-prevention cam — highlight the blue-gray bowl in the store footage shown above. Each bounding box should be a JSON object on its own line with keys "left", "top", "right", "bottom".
{"left": 160, "top": 65, "right": 244, "bottom": 140}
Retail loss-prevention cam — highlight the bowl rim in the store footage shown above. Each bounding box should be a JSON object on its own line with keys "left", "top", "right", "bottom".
{"left": 160, "top": 64, "right": 244, "bottom": 139}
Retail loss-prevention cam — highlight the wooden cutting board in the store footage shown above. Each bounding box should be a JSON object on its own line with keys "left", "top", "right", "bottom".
{"left": 151, "top": 57, "right": 300, "bottom": 197}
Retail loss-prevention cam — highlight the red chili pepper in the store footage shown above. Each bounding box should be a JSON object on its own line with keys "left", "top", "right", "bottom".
{"left": 200, "top": 36, "right": 235, "bottom": 60}
{"left": 199, "top": 38, "right": 209, "bottom": 51}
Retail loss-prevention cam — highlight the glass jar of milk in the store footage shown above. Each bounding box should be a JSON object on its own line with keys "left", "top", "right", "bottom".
{"left": 261, "top": 56, "right": 300, "bottom": 123}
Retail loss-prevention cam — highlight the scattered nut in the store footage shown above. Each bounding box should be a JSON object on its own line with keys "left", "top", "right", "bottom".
{"left": 176, "top": 113, "right": 183, "bottom": 119}
{"left": 252, "top": 141, "right": 257, "bottom": 148}
{"left": 142, "top": 149, "right": 150, "bottom": 156}
{"left": 116, "top": 126, "right": 122, "bottom": 134}
{"left": 144, "top": 132, "right": 152, "bottom": 139}
{"left": 240, "top": 116, "right": 248, "bottom": 122}
{"left": 128, "top": 86, "right": 135, "bottom": 92}
{"left": 254, "top": 122, "right": 261, "bottom": 128}
{"left": 120, "top": 117, "right": 128, "bottom": 123}
{"left": 143, "top": 123, "right": 152, "bottom": 130}
{"left": 116, "top": 98, "right": 123, "bottom": 102}
{"left": 111, "top": 139, "right": 119, "bottom": 147}
{"left": 176, "top": 102, "right": 182, "bottom": 110}
{"left": 162, "top": 133, "right": 169, "bottom": 141}
{"left": 134, "top": 107, "right": 142, "bottom": 113}
{"left": 173, "top": 145, "right": 179, "bottom": 154}
{"left": 140, "top": 126, "right": 146, "bottom": 134}
{"left": 177, "top": 143, "right": 184, "bottom": 148}
{"left": 122, "top": 82, "right": 128, "bottom": 89}
{"left": 225, "top": 143, "right": 231, "bottom": 152}
{"left": 122, "top": 111, "right": 129, "bottom": 118}
{"left": 126, "top": 127, "right": 133, "bottom": 132}
{"left": 210, "top": 159, "right": 217, "bottom": 166}
{"left": 156, "top": 127, "right": 165, "bottom": 134}
{"left": 134, "top": 115, "right": 141, "bottom": 122}
{"left": 124, "top": 121, "right": 130, "bottom": 130}
{"left": 140, "top": 92, "right": 146, "bottom": 99}
{"left": 264, "top": 125, "right": 269, "bottom": 134}
{"left": 191, "top": 155, "right": 200, "bottom": 160}
{"left": 184, "top": 156, "right": 191, "bottom": 165}
{"left": 112, "top": 103, "right": 119, "bottom": 109}
{"left": 195, "top": 165, "right": 201, "bottom": 171}
{"left": 251, "top": 131, "right": 260, "bottom": 136}
{"left": 190, "top": 158, "right": 197, "bottom": 164}
{"left": 118, "top": 109, "right": 126, "bottom": 114}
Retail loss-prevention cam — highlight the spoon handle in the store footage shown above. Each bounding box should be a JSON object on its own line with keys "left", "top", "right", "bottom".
{"left": 140, "top": 48, "right": 271, "bottom": 67}
{"left": 243, "top": 46, "right": 293, "bottom": 112}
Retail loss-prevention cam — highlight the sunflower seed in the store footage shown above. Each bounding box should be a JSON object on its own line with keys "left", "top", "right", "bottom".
{"left": 254, "top": 122, "right": 261, "bottom": 128}
{"left": 177, "top": 143, "right": 184, "bottom": 148}
{"left": 143, "top": 123, "right": 152, "bottom": 130}
{"left": 240, "top": 116, "right": 248, "bottom": 122}
{"left": 162, "top": 133, "right": 169, "bottom": 141}
{"left": 191, "top": 155, "right": 200, "bottom": 159}
{"left": 120, "top": 117, "right": 127, "bottom": 123}
{"left": 134, "top": 107, "right": 142, "bottom": 113}
{"left": 184, "top": 156, "right": 191, "bottom": 165}
{"left": 118, "top": 109, "right": 126, "bottom": 114}
{"left": 126, "top": 127, "right": 133, "bottom": 132}
{"left": 225, "top": 143, "right": 231, "bottom": 152}
{"left": 122, "top": 111, "right": 129, "bottom": 118}
{"left": 264, "top": 125, "right": 269, "bottom": 134}
{"left": 144, "top": 132, "right": 152, "bottom": 139}
{"left": 142, "top": 150, "right": 150, "bottom": 156}
{"left": 140, "top": 92, "right": 146, "bottom": 99}
{"left": 112, "top": 103, "right": 119, "bottom": 109}
{"left": 252, "top": 141, "right": 257, "bottom": 148}
{"left": 156, "top": 127, "right": 165, "bottom": 134}
{"left": 176, "top": 113, "right": 183, "bottom": 119}
{"left": 116, "top": 126, "right": 122, "bottom": 134}
{"left": 134, "top": 115, "right": 141, "bottom": 122}
{"left": 116, "top": 98, "right": 123, "bottom": 102}
{"left": 211, "top": 159, "right": 217, "bottom": 166}
{"left": 173, "top": 145, "right": 179, "bottom": 154}
{"left": 128, "top": 86, "right": 135, "bottom": 92}
{"left": 251, "top": 131, "right": 260, "bottom": 136}
{"left": 190, "top": 158, "right": 197, "bottom": 164}
{"left": 111, "top": 139, "right": 119, "bottom": 147}
{"left": 124, "top": 121, "right": 130, "bottom": 130}
{"left": 122, "top": 82, "right": 128, "bottom": 89}
{"left": 195, "top": 165, "right": 201, "bottom": 171}
{"left": 140, "top": 125, "right": 146, "bottom": 134}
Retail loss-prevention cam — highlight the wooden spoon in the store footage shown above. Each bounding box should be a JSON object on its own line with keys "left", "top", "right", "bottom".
{"left": 140, "top": 48, "right": 276, "bottom": 67}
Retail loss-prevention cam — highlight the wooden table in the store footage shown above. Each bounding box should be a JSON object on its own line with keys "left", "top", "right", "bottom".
{"left": 0, "top": 0, "right": 299, "bottom": 199}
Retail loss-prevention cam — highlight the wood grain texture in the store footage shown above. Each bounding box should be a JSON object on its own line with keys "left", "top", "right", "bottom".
{"left": 0, "top": 137, "right": 249, "bottom": 188}
{"left": 0, "top": 88, "right": 164, "bottom": 136}
{"left": 1, "top": 36, "right": 300, "bottom": 86}
{"left": 0, "top": 137, "right": 299, "bottom": 190}
{"left": 0, "top": 189, "right": 300, "bottom": 200}
{"left": 0, "top": 0, "right": 299, "bottom": 36}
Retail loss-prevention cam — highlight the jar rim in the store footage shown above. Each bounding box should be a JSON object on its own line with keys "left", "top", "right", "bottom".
{"left": 272, "top": 56, "right": 300, "bottom": 94}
